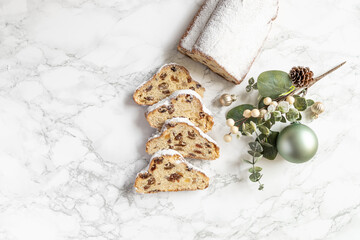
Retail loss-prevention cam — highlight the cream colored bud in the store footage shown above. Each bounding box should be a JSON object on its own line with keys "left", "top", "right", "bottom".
{"left": 226, "top": 118, "right": 235, "bottom": 127}
{"left": 230, "top": 126, "right": 239, "bottom": 134}
{"left": 263, "top": 97, "right": 272, "bottom": 105}
{"left": 286, "top": 96, "right": 295, "bottom": 105}
{"left": 243, "top": 109, "right": 252, "bottom": 118}
{"left": 251, "top": 109, "right": 260, "bottom": 118}
{"left": 270, "top": 101, "right": 278, "bottom": 107}
{"left": 223, "top": 134, "right": 232, "bottom": 142}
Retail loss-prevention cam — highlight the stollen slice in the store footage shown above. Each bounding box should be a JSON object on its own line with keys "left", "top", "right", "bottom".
{"left": 146, "top": 117, "right": 219, "bottom": 160}
{"left": 134, "top": 149, "right": 209, "bottom": 193}
{"left": 145, "top": 90, "right": 214, "bottom": 132}
{"left": 133, "top": 63, "right": 205, "bottom": 106}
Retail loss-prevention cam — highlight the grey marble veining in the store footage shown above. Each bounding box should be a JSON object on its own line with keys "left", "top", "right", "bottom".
{"left": 0, "top": 0, "right": 359, "bottom": 239}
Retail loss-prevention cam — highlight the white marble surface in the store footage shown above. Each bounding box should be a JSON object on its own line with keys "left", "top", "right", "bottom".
{"left": 0, "top": 0, "right": 359, "bottom": 239}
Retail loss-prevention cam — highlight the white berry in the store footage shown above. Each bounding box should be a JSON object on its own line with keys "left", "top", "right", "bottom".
{"left": 251, "top": 109, "right": 260, "bottom": 118}
{"left": 230, "top": 126, "right": 239, "bottom": 134}
{"left": 260, "top": 109, "right": 267, "bottom": 117}
{"left": 263, "top": 97, "right": 272, "bottom": 105}
{"left": 270, "top": 101, "right": 278, "bottom": 107}
{"left": 243, "top": 109, "right": 252, "bottom": 118}
{"left": 226, "top": 118, "right": 235, "bottom": 127}
{"left": 223, "top": 134, "right": 232, "bottom": 142}
{"left": 286, "top": 96, "right": 295, "bottom": 105}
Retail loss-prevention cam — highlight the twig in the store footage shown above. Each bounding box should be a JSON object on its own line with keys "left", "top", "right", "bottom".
{"left": 276, "top": 61, "right": 346, "bottom": 100}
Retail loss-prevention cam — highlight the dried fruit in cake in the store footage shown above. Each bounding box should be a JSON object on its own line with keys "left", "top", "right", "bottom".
{"left": 133, "top": 63, "right": 205, "bottom": 105}
{"left": 134, "top": 149, "right": 209, "bottom": 193}
{"left": 145, "top": 90, "right": 214, "bottom": 132}
{"left": 146, "top": 118, "right": 219, "bottom": 160}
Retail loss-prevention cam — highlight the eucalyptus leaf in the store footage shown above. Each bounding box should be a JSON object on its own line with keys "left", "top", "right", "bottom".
{"left": 243, "top": 159, "right": 252, "bottom": 164}
{"left": 246, "top": 85, "right": 252, "bottom": 92}
{"left": 252, "top": 83, "right": 258, "bottom": 90}
{"left": 249, "top": 172, "right": 262, "bottom": 182}
{"left": 248, "top": 77, "right": 255, "bottom": 85}
{"left": 270, "top": 114, "right": 276, "bottom": 125}
{"left": 249, "top": 141, "right": 263, "bottom": 153}
{"left": 306, "top": 99, "right": 315, "bottom": 106}
{"left": 248, "top": 150, "right": 262, "bottom": 158}
{"left": 260, "top": 141, "right": 273, "bottom": 147}
{"left": 294, "top": 97, "right": 308, "bottom": 111}
{"left": 260, "top": 131, "right": 279, "bottom": 160}
{"left": 257, "top": 71, "right": 293, "bottom": 98}
{"left": 249, "top": 166, "right": 262, "bottom": 173}
{"left": 272, "top": 111, "right": 282, "bottom": 121}
{"left": 286, "top": 108, "right": 300, "bottom": 122}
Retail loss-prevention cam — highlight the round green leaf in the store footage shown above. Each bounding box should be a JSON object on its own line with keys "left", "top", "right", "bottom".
{"left": 306, "top": 99, "right": 315, "bottom": 106}
{"left": 294, "top": 97, "right": 308, "bottom": 111}
{"left": 249, "top": 173, "right": 262, "bottom": 182}
{"left": 257, "top": 71, "right": 293, "bottom": 98}
{"left": 249, "top": 166, "right": 262, "bottom": 173}
{"left": 286, "top": 108, "right": 300, "bottom": 122}
{"left": 248, "top": 77, "right": 255, "bottom": 85}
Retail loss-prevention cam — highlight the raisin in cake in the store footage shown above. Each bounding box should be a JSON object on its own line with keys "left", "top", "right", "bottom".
{"left": 181, "top": 0, "right": 279, "bottom": 84}
{"left": 147, "top": 117, "right": 219, "bottom": 160}
{"left": 133, "top": 63, "right": 205, "bottom": 105}
{"left": 178, "top": 0, "right": 219, "bottom": 56}
{"left": 134, "top": 150, "right": 209, "bottom": 193}
{"left": 146, "top": 90, "right": 213, "bottom": 132}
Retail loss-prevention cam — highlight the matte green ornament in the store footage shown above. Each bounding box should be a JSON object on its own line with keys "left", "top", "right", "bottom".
{"left": 277, "top": 123, "right": 318, "bottom": 163}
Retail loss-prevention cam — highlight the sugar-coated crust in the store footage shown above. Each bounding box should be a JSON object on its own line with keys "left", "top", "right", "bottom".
{"left": 133, "top": 63, "right": 205, "bottom": 106}
{"left": 190, "top": 4, "right": 279, "bottom": 84}
{"left": 177, "top": 0, "right": 219, "bottom": 55}
{"left": 134, "top": 150, "right": 209, "bottom": 194}
{"left": 179, "top": 0, "right": 279, "bottom": 84}
{"left": 145, "top": 91, "right": 214, "bottom": 132}
{"left": 145, "top": 120, "right": 220, "bottom": 160}
{"left": 190, "top": 49, "right": 242, "bottom": 84}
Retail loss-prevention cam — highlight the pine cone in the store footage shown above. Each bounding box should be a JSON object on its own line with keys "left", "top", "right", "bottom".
{"left": 289, "top": 66, "right": 314, "bottom": 87}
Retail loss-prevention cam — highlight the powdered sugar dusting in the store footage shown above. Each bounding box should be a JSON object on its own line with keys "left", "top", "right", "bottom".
{"left": 194, "top": 0, "right": 279, "bottom": 81}
{"left": 180, "top": 0, "right": 219, "bottom": 51}
{"left": 137, "top": 150, "right": 208, "bottom": 176}
{"left": 145, "top": 89, "right": 213, "bottom": 116}
{"left": 149, "top": 117, "right": 218, "bottom": 146}
{"left": 150, "top": 149, "right": 180, "bottom": 160}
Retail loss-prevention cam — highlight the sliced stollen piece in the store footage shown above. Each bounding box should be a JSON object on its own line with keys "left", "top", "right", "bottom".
{"left": 146, "top": 117, "right": 219, "bottom": 160}
{"left": 191, "top": 0, "right": 279, "bottom": 84}
{"left": 145, "top": 90, "right": 214, "bottom": 132}
{"left": 133, "top": 63, "right": 205, "bottom": 106}
{"left": 178, "top": 0, "right": 219, "bottom": 56}
{"left": 134, "top": 149, "right": 209, "bottom": 193}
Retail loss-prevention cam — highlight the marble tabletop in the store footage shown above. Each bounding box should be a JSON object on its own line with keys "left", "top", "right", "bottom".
{"left": 0, "top": 0, "right": 360, "bottom": 239}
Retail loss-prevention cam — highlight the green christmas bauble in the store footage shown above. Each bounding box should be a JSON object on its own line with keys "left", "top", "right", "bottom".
{"left": 277, "top": 123, "right": 318, "bottom": 163}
